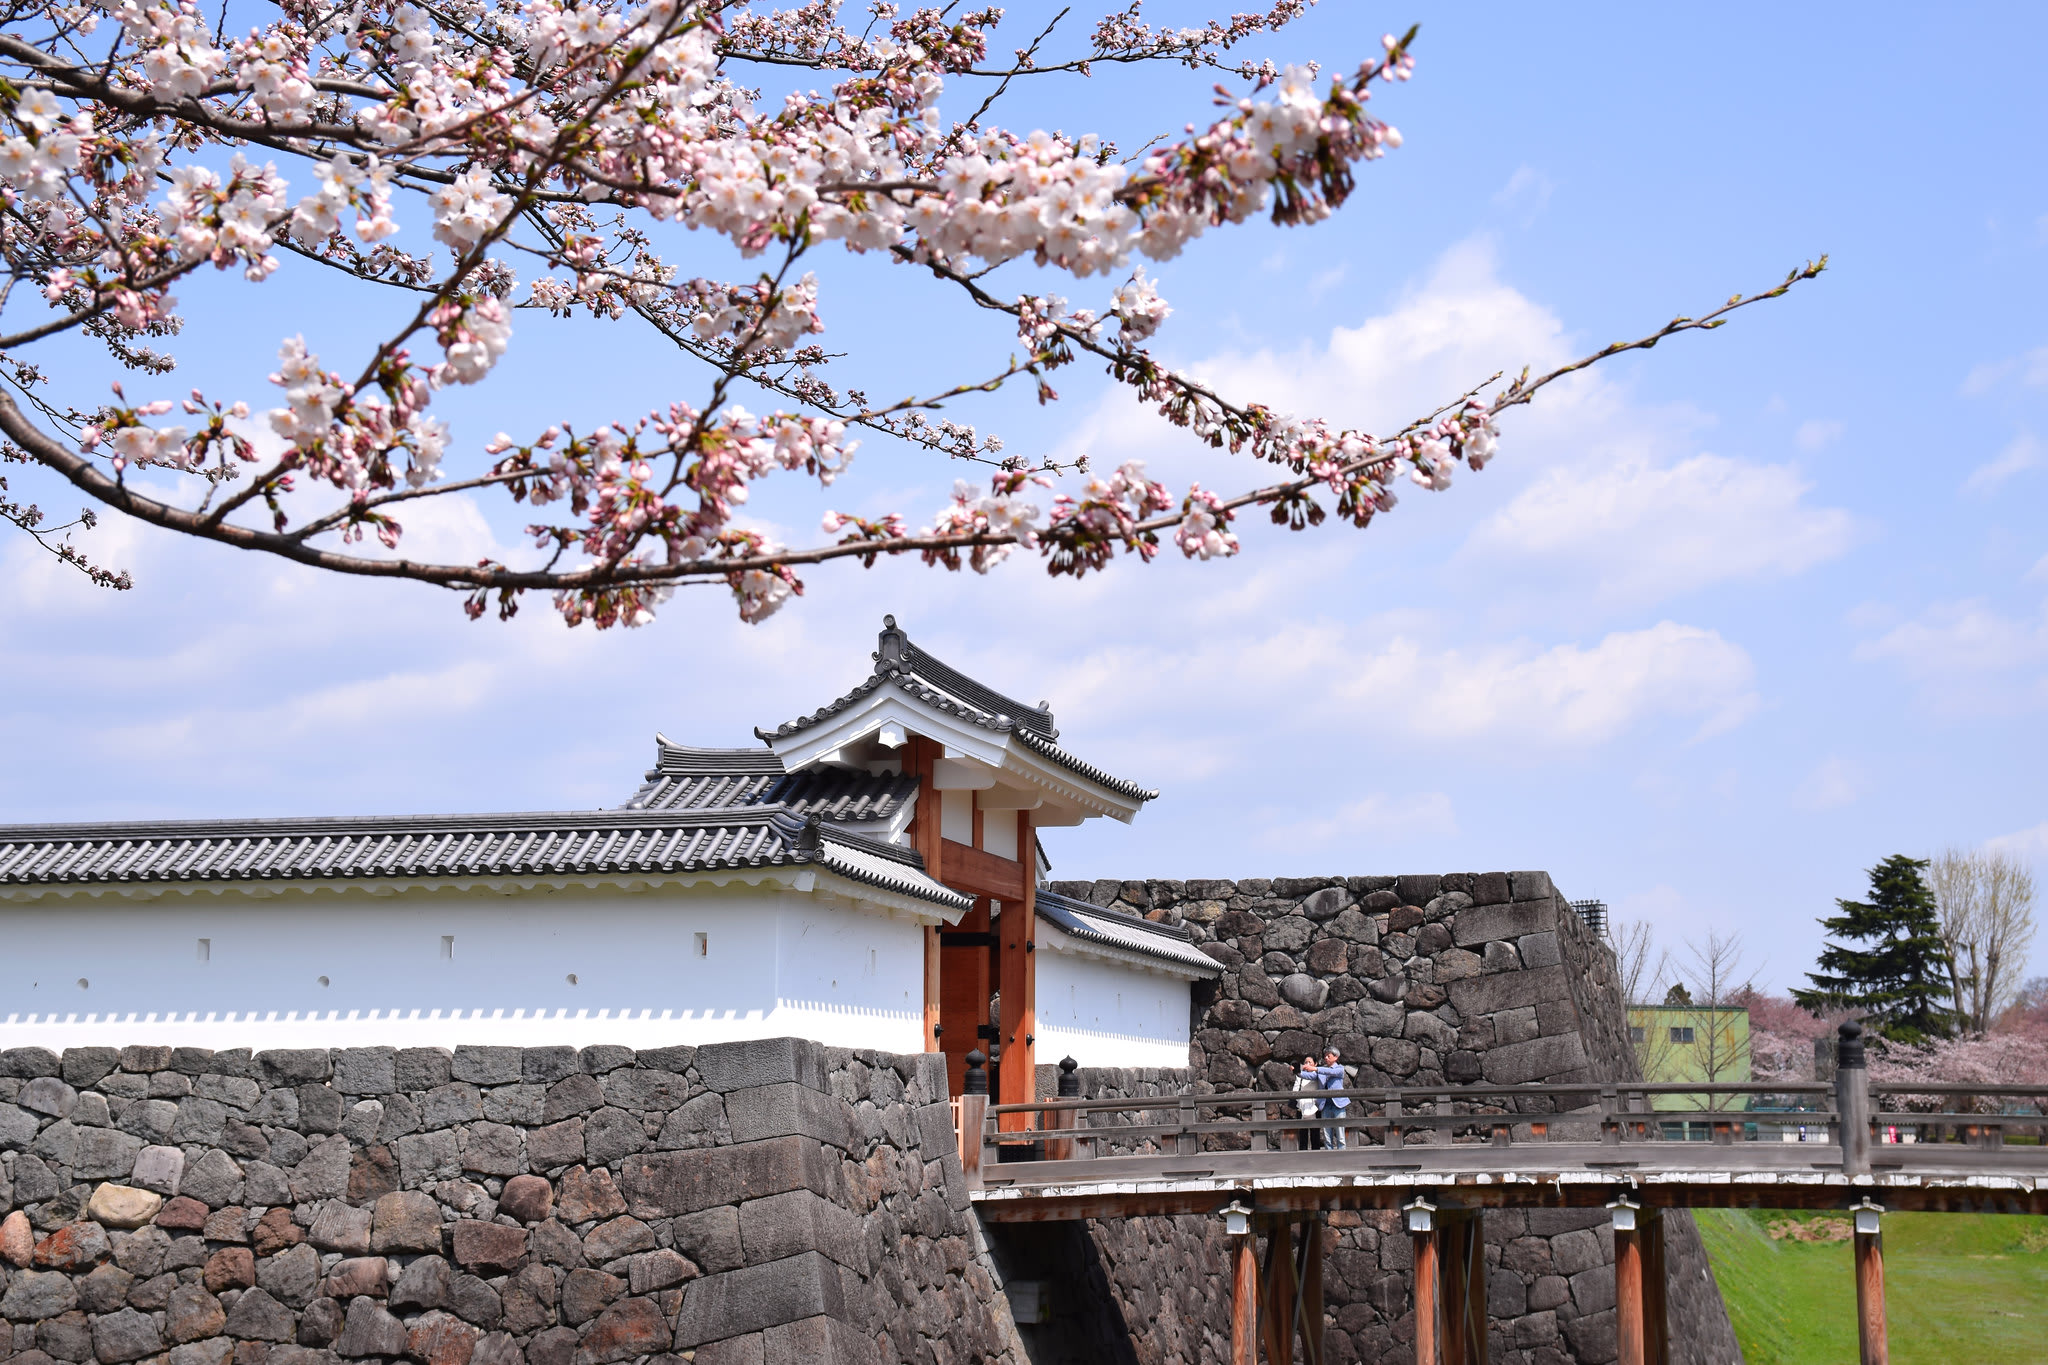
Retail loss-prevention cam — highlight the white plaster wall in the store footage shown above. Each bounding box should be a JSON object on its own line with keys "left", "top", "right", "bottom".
{"left": 0, "top": 882, "right": 927, "bottom": 1053}
{"left": 1033, "top": 947, "right": 1194, "bottom": 1069}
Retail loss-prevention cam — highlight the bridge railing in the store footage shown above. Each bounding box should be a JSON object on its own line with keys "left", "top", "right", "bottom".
{"left": 970, "top": 1079, "right": 2048, "bottom": 1166}
{"left": 977, "top": 1080, "right": 1846, "bottom": 1162}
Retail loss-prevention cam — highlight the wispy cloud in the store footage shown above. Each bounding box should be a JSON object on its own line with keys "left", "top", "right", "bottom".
{"left": 1795, "top": 419, "right": 1844, "bottom": 451}
{"left": 1963, "top": 432, "right": 2042, "bottom": 493}
{"left": 1793, "top": 757, "right": 1863, "bottom": 811}
{"left": 1464, "top": 451, "right": 1856, "bottom": 605}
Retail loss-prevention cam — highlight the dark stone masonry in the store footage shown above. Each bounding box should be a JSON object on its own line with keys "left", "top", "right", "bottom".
{"left": 0, "top": 1039, "right": 1024, "bottom": 1365}
{"left": 1021, "top": 872, "right": 1744, "bottom": 1365}
{"left": 0, "top": 870, "right": 1743, "bottom": 1363}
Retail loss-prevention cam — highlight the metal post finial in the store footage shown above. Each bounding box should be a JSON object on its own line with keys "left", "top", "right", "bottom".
{"left": 963, "top": 1048, "right": 989, "bottom": 1095}
{"left": 1057, "top": 1056, "right": 1080, "bottom": 1098}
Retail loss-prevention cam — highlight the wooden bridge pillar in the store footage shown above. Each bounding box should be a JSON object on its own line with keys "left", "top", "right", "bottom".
{"left": 1411, "top": 1208, "right": 1439, "bottom": 1365}
{"left": 1854, "top": 1210, "right": 1887, "bottom": 1365}
{"left": 1612, "top": 1204, "right": 1668, "bottom": 1365}
{"left": 1232, "top": 1224, "right": 1259, "bottom": 1365}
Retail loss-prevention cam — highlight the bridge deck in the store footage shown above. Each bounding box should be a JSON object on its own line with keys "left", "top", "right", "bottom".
{"left": 969, "top": 1142, "right": 2048, "bottom": 1220}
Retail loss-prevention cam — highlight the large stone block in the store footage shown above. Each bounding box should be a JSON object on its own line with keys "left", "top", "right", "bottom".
{"left": 573, "top": 1297, "right": 669, "bottom": 1365}
{"left": 670, "top": 1208, "right": 743, "bottom": 1276}
{"left": 694, "top": 1039, "right": 828, "bottom": 1096}
{"left": 370, "top": 1191, "right": 443, "bottom": 1254}
{"left": 309, "top": 1202, "right": 372, "bottom": 1255}
{"left": 620, "top": 1138, "right": 836, "bottom": 1219}
{"left": 334, "top": 1297, "right": 407, "bottom": 1357}
{"left": 1445, "top": 965, "right": 1573, "bottom": 1019}
{"left": 528, "top": 1118, "right": 585, "bottom": 1172}
{"left": 451, "top": 1047, "right": 523, "bottom": 1086}
{"left": 671, "top": 1252, "right": 847, "bottom": 1349}
{"left": 224, "top": 1287, "right": 296, "bottom": 1342}
{"left": 763, "top": 1315, "right": 878, "bottom": 1365}
{"left": 722, "top": 1084, "right": 852, "bottom": 1150}
{"left": 737, "top": 1190, "right": 868, "bottom": 1273}
{"left": 1, "top": 1269, "right": 78, "bottom": 1320}
{"left": 1480, "top": 1034, "right": 1589, "bottom": 1086}
{"left": 91, "top": 1307, "right": 162, "bottom": 1363}
{"left": 256, "top": 1051, "right": 331, "bottom": 1086}
{"left": 450, "top": 1222, "right": 528, "bottom": 1275}
{"left": 1450, "top": 900, "right": 1557, "bottom": 947}
{"left": 331, "top": 1049, "right": 395, "bottom": 1096}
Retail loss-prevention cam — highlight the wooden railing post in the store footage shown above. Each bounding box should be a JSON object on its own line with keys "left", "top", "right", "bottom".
{"left": 956, "top": 1049, "right": 988, "bottom": 1192}
{"left": 1836, "top": 1022, "right": 1871, "bottom": 1177}
{"left": 1853, "top": 1201, "right": 1887, "bottom": 1365}
{"left": 1045, "top": 1056, "right": 1078, "bottom": 1161}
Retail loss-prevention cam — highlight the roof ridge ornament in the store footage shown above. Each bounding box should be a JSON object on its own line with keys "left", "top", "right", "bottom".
{"left": 876, "top": 613, "right": 909, "bottom": 673}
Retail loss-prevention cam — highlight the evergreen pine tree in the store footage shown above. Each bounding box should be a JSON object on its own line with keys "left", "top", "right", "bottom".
{"left": 1793, "top": 855, "right": 1957, "bottom": 1042}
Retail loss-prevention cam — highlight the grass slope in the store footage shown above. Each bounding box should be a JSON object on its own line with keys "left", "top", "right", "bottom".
{"left": 1693, "top": 1209, "right": 2048, "bottom": 1364}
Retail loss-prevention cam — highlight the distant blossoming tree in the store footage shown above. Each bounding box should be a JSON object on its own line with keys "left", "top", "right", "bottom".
{"left": 0, "top": 0, "right": 1821, "bottom": 624}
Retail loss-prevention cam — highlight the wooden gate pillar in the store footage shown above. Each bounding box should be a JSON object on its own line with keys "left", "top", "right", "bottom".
{"left": 1853, "top": 1202, "right": 1888, "bottom": 1365}
{"left": 1440, "top": 1210, "right": 1487, "bottom": 1365}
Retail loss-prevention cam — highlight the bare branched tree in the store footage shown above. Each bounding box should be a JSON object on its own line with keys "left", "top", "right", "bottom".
{"left": 1614, "top": 918, "right": 1671, "bottom": 1009}
{"left": 1931, "top": 847, "right": 2040, "bottom": 1034}
{"left": 1677, "top": 929, "right": 1754, "bottom": 1096}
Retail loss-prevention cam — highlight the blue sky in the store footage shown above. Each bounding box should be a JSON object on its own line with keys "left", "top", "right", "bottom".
{"left": 4, "top": 3, "right": 2046, "bottom": 994}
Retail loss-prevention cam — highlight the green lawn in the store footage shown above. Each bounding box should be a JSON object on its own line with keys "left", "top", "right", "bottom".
{"left": 1694, "top": 1208, "right": 2048, "bottom": 1364}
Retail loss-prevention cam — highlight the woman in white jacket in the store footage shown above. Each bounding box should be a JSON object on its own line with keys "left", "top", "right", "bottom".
{"left": 1292, "top": 1056, "right": 1323, "bottom": 1150}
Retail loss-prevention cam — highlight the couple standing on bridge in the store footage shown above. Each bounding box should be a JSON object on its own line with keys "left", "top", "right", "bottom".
{"left": 1293, "top": 1047, "right": 1353, "bottom": 1150}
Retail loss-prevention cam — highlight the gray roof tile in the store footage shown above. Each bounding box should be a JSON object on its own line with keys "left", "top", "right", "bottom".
{"left": 0, "top": 807, "right": 969, "bottom": 912}
{"left": 756, "top": 616, "right": 1157, "bottom": 804}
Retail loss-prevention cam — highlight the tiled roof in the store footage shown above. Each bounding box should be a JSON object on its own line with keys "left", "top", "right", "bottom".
{"left": 622, "top": 743, "right": 916, "bottom": 823}
{"left": 757, "top": 616, "right": 1157, "bottom": 805}
{"left": 1035, "top": 889, "right": 1223, "bottom": 976}
{"left": 0, "top": 807, "right": 969, "bottom": 912}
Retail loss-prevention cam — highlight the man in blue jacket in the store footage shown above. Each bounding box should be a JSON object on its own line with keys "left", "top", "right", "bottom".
{"left": 1313, "top": 1046, "right": 1350, "bottom": 1150}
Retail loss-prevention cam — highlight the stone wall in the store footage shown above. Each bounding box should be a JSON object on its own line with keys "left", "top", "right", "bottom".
{"left": 0, "top": 1040, "right": 1022, "bottom": 1365}
{"left": 1038, "top": 872, "right": 1744, "bottom": 1365}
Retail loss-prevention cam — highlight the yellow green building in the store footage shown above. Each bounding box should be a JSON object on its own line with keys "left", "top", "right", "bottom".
{"left": 1628, "top": 1003, "right": 1751, "bottom": 1138}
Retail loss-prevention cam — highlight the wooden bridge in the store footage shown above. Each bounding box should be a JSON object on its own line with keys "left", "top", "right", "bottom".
{"left": 950, "top": 1024, "right": 2048, "bottom": 1365}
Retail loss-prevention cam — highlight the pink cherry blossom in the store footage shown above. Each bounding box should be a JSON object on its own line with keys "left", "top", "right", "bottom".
{"left": 0, "top": 1, "right": 1820, "bottom": 623}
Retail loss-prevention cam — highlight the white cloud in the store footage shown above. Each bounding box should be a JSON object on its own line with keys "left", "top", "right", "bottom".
{"left": 1334, "top": 621, "right": 1757, "bottom": 744}
{"left": 1492, "top": 165, "right": 1554, "bottom": 223}
{"left": 1963, "top": 432, "right": 2042, "bottom": 494}
{"left": 1987, "top": 820, "right": 2048, "bottom": 861}
{"left": 1267, "top": 792, "right": 1459, "bottom": 849}
{"left": 1795, "top": 419, "right": 1844, "bottom": 451}
{"left": 1465, "top": 451, "right": 1855, "bottom": 604}
{"left": 1793, "top": 757, "right": 1863, "bottom": 811}
{"left": 1856, "top": 597, "right": 2048, "bottom": 710}
{"left": 1962, "top": 346, "right": 2048, "bottom": 396}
